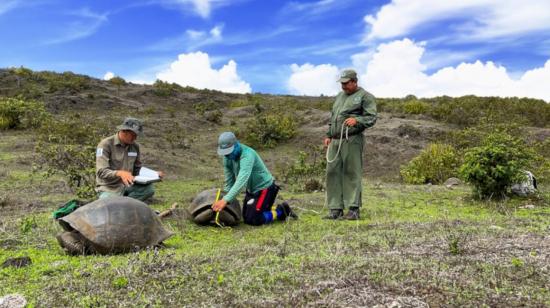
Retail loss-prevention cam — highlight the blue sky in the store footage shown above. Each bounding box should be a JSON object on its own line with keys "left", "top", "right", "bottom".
{"left": 1, "top": 0, "right": 549, "bottom": 100}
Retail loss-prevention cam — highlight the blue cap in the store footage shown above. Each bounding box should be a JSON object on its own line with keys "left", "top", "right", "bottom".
{"left": 217, "top": 132, "right": 237, "bottom": 155}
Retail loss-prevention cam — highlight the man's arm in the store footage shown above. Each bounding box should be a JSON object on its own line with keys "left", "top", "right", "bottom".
{"left": 96, "top": 143, "right": 118, "bottom": 180}
{"left": 354, "top": 94, "right": 377, "bottom": 129}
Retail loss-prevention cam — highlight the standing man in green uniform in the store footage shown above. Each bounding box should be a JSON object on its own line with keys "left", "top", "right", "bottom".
{"left": 324, "top": 69, "right": 377, "bottom": 220}
{"left": 95, "top": 117, "right": 164, "bottom": 202}
{"left": 212, "top": 132, "right": 296, "bottom": 225}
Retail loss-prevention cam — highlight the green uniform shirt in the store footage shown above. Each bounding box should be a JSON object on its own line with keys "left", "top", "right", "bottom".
{"left": 222, "top": 144, "right": 273, "bottom": 202}
{"left": 327, "top": 87, "right": 377, "bottom": 138}
{"left": 95, "top": 134, "right": 142, "bottom": 193}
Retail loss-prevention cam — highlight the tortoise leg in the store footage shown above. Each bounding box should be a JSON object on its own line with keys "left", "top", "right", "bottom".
{"left": 56, "top": 231, "right": 86, "bottom": 255}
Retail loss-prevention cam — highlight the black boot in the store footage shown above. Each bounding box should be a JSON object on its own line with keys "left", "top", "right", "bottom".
{"left": 344, "top": 207, "right": 360, "bottom": 220}
{"left": 323, "top": 209, "right": 343, "bottom": 220}
{"left": 278, "top": 202, "right": 298, "bottom": 220}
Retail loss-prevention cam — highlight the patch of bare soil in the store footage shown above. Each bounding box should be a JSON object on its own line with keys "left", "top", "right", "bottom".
{"left": 291, "top": 278, "right": 429, "bottom": 307}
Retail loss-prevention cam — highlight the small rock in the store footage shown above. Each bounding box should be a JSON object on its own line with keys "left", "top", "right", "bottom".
{"left": 520, "top": 204, "right": 535, "bottom": 209}
{"left": 0, "top": 294, "right": 27, "bottom": 308}
{"left": 1, "top": 256, "right": 31, "bottom": 268}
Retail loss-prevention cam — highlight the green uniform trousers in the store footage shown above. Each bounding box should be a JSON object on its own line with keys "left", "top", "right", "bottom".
{"left": 326, "top": 134, "right": 364, "bottom": 210}
{"left": 98, "top": 183, "right": 155, "bottom": 202}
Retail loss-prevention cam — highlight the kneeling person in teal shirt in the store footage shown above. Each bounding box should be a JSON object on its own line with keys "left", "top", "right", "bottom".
{"left": 212, "top": 132, "right": 296, "bottom": 225}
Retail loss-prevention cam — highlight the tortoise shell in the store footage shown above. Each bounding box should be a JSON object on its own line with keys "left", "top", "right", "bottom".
{"left": 58, "top": 196, "right": 174, "bottom": 254}
{"left": 189, "top": 189, "right": 242, "bottom": 226}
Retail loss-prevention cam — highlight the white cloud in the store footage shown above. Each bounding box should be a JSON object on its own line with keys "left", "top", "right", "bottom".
{"left": 190, "top": 0, "right": 210, "bottom": 18}
{"left": 209, "top": 25, "right": 222, "bottom": 39}
{"left": 365, "top": 0, "right": 550, "bottom": 42}
{"left": 185, "top": 25, "right": 222, "bottom": 42}
{"left": 0, "top": 0, "right": 20, "bottom": 15}
{"left": 354, "top": 38, "right": 550, "bottom": 101}
{"left": 156, "top": 51, "right": 251, "bottom": 93}
{"left": 285, "top": 0, "right": 336, "bottom": 13}
{"left": 287, "top": 63, "right": 340, "bottom": 96}
{"left": 186, "top": 29, "right": 205, "bottom": 40}
{"left": 44, "top": 8, "right": 108, "bottom": 45}
{"left": 165, "top": 0, "right": 234, "bottom": 18}
{"left": 103, "top": 72, "right": 115, "bottom": 80}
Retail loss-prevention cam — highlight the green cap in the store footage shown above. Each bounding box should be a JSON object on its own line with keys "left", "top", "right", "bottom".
{"left": 338, "top": 69, "right": 357, "bottom": 83}
{"left": 217, "top": 132, "right": 237, "bottom": 155}
{"left": 117, "top": 117, "right": 143, "bottom": 136}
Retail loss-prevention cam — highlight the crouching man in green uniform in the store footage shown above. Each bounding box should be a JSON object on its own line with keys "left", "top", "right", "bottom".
{"left": 95, "top": 117, "right": 164, "bottom": 202}
{"left": 212, "top": 132, "right": 297, "bottom": 225}
{"left": 324, "top": 69, "right": 377, "bottom": 220}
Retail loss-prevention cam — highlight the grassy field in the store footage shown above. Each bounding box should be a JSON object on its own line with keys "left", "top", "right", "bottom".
{"left": 1, "top": 177, "right": 549, "bottom": 307}
{"left": 1, "top": 71, "right": 549, "bottom": 306}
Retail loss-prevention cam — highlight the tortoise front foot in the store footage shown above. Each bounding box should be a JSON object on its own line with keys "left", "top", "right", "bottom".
{"left": 56, "top": 231, "right": 86, "bottom": 255}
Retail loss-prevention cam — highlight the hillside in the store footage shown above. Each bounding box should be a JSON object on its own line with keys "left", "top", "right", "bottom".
{"left": 0, "top": 68, "right": 514, "bottom": 181}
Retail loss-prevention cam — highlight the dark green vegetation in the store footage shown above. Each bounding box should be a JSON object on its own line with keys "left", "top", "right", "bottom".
{"left": 1, "top": 68, "right": 549, "bottom": 306}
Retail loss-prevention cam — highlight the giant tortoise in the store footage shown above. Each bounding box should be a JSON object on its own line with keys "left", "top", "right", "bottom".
{"left": 56, "top": 196, "right": 174, "bottom": 255}
{"left": 189, "top": 189, "right": 241, "bottom": 226}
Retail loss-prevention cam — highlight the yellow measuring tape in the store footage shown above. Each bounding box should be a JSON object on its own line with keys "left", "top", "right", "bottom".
{"left": 214, "top": 188, "right": 230, "bottom": 228}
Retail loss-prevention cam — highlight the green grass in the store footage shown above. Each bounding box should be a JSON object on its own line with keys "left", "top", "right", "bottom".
{"left": 1, "top": 181, "right": 549, "bottom": 307}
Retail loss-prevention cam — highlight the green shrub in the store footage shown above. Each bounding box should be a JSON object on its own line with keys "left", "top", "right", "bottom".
{"left": 427, "top": 96, "right": 550, "bottom": 128}
{"left": 441, "top": 122, "right": 525, "bottom": 152}
{"left": 0, "top": 97, "right": 49, "bottom": 130}
{"left": 403, "top": 100, "right": 430, "bottom": 114}
{"left": 193, "top": 101, "right": 218, "bottom": 116}
{"left": 35, "top": 71, "right": 91, "bottom": 93}
{"left": 229, "top": 99, "right": 252, "bottom": 108}
{"left": 205, "top": 110, "right": 223, "bottom": 124}
{"left": 109, "top": 76, "right": 126, "bottom": 95}
{"left": 242, "top": 112, "right": 297, "bottom": 148}
{"left": 109, "top": 76, "right": 126, "bottom": 86}
{"left": 35, "top": 115, "right": 110, "bottom": 199}
{"left": 400, "top": 143, "right": 460, "bottom": 184}
{"left": 531, "top": 138, "right": 550, "bottom": 184}
{"left": 152, "top": 80, "right": 184, "bottom": 97}
{"left": 279, "top": 149, "right": 326, "bottom": 191}
{"left": 459, "top": 132, "right": 536, "bottom": 199}
{"left": 165, "top": 122, "right": 190, "bottom": 149}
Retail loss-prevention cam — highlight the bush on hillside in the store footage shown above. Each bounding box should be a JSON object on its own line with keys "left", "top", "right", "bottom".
{"left": 459, "top": 131, "right": 535, "bottom": 199}
{"left": 427, "top": 96, "right": 550, "bottom": 128}
{"left": 109, "top": 76, "right": 126, "bottom": 95}
{"left": 279, "top": 149, "right": 326, "bottom": 192}
{"left": 37, "top": 71, "right": 91, "bottom": 93}
{"left": 35, "top": 115, "right": 110, "bottom": 199}
{"left": 400, "top": 143, "right": 460, "bottom": 185}
{"left": 242, "top": 112, "right": 297, "bottom": 148}
{"left": 376, "top": 96, "right": 550, "bottom": 128}
{"left": 193, "top": 100, "right": 218, "bottom": 115}
{"left": 441, "top": 122, "right": 526, "bottom": 151}
{"left": 531, "top": 138, "right": 550, "bottom": 184}
{"left": 0, "top": 97, "right": 49, "bottom": 130}
{"left": 152, "top": 80, "right": 183, "bottom": 97}
{"left": 109, "top": 76, "right": 126, "bottom": 86}
{"left": 403, "top": 100, "right": 430, "bottom": 114}
{"left": 205, "top": 110, "right": 223, "bottom": 124}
